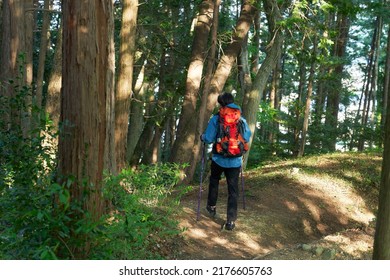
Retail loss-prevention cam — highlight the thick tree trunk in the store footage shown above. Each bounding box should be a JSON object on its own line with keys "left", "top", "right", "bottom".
{"left": 0, "top": 0, "right": 33, "bottom": 134}
{"left": 115, "top": 0, "right": 138, "bottom": 171}
{"left": 186, "top": 0, "right": 221, "bottom": 183}
{"left": 200, "top": 0, "right": 258, "bottom": 148}
{"left": 169, "top": 0, "right": 214, "bottom": 165}
{"left": 58, "top": 0, "right": 115, "bottom": 221}
{"left": 242, "top": 0, "right": 283, "bottom": 167}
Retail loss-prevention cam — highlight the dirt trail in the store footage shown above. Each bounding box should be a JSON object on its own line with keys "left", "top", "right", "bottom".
{"left": 171, "top": 162, "right": 377, "bottom": 260}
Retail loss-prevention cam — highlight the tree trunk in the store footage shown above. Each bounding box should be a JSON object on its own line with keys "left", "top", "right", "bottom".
{"left": 126, "top": 60, "right": 152, "bottom": 162}
{"left": 268, "top": 55, "right": 282, "bottom": 154}
{"left": 242, "top": 0, "right": 283, "bottom": 167}
{"left": 0, "top": 0, "right": 33, "bottom": 134}
{"left": 0, "top": 0, "right": 13, "bottom": 128}
{"left": 373, "top": 1, "right": 390, "bottom": 257}
{"left": 238, "top": 33, "right": 252, "bottom": 105}
{"left": 46, "top": 23, "right": 62, "bottom": 134}
{"left": 200, "top": 0, "right": 258, "bottom": 146}
{"left": 115, "top": 0, "right": 138, "bottom": 171}
{"left": 169, "top": 0, "right": 214, "bottom": 165}
{"left": 34, "top": 0, "right": 51, "bottom": 129}
{"left": 243, "top": 10, "right": 261, "bottom": 112}
{"left": 58, "top": 0, "right": 115, "bottom": 224}
{"left": 186, "top": 0, "right": 221, "bottom": 183}
{"left": 21, "top": 0, "right": 34, "bottom": 137}
{"left": 373, "top": 80, "right": 390, "bottom": 260}
{"left": 382, "top": 23, "right": 390, "bottom": 141}
{"left": 324, "top": 12, "right": 350, "bottom": 152}
{"left": 298, "top": 38, "right": 317, "bottom": 157}
{"left": 292, "top": 60, "right": 306, "bottom": 157}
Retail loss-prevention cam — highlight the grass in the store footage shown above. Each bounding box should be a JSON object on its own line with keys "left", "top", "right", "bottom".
{"left": 247, "top": 151, "right": 382, "bottom": 212}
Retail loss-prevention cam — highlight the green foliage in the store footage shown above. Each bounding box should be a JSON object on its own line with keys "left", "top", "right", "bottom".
{"left": 0, "top": 76, "right": 66, "bottom": 259}
{"left": 0, "top": 73, "right": 187, "bottom": 259}
{"left": 90, "top": 164, "right": 187, "bottom": 259}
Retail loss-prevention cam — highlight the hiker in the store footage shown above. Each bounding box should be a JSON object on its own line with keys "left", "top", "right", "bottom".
{"left": 200, "top": 92, "right": 252, "bottom": 230}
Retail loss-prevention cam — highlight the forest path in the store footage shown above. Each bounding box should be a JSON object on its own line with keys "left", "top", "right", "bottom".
{"left": 171, "top": 154, "right": 379, "bottom": 260}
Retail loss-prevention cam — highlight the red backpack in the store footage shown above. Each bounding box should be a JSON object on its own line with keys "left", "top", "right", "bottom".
{"left": 214, "top": 106, "right": 249, "bottom": 157}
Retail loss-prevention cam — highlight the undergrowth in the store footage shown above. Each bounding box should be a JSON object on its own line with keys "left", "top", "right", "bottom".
{"left": 0, "top": 74, "right": 188, "bottom": 259}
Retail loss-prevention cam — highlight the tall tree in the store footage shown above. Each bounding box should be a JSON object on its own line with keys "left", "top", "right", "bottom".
{"left": 358, "top": 16, "right": 383, "bottom": 151}
{"left": 373, "top": 64, "right": 390, "bottom": 260}
{"left": 196, "top": 0, "right": 258, "bottom": 172}
{"left": 58, "top": 0, "right": 115, "bottom": 224}
{"left": 324, "top": 10, "right": 350, "bottom": 151}
{"left": 46, "top": 22, "right": 62, "bottom": 136}
{"left": 373, "top": 0, "right": 390, "bottom": 260}
{"left": 242, "top": 0, "right": 284, "bottom": 165}
{"left": 0, "top": 0, "right": 34, "bottom": 135}
{"left": 298, "top": 37, "right": 318, "bottom": 157}
{"left": 34, "top": 0, "right": 51, "bottom": 132}
{"left": 115, "top": 0, "right": 138, "bottom": 171}
{"left": 383, "top": 23, "right": 390, "bottom": 134}
{"left": 189, "top": 0, "right": 221, "bottom": 181}
{"left": 169, "top": 0, "right": 214, "bottom": 166}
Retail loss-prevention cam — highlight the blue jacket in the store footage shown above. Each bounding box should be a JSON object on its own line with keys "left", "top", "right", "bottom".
{"left": 202, "top": 103, "right": 252, "bottom": 168}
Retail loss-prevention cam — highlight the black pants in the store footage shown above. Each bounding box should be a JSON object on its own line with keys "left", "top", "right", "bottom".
{"left": 207, "top": 160, "right": 240, "bottom": 222}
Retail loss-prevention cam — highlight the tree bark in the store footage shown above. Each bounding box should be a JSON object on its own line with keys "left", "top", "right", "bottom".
{"left": 0, "top": 0, "right": 33, "bottom": 134}
{"left": 373, "top": 1, "right": 390, "bottom": 258}
{"left": 58, "top": 0, "right": 115, "bottom": 222}
{"left": 298, "top": 38, "right": 317, "bottom": 157}
{"left": 242, "top": 0, "right": 283, "bottom": 167}
{"left": 324, "top": 12, "right": 350, "bottom": 152}
{"left": 115, "top": 0, "right": 138, "bottom": 171}
{"left": 35, "top": 0, "right": 51, "bottom": 124}
{"left": 382, "top": 23, "right": 390, "bottom": 139}
{"left": 126, "top": 59, "right": 152, "bottom": 162}
{"left": 186, "top": 0, "right": 221, "bottom": 183}
{"left": 373, "top": 78, "right": 390, "bottom": 260}
{"left": 169, "top": 0, "right": 214, "bottom": 165}
{"left": 197, "top": 0, "right": 258, "bottom": 169}
{"left": 46, "top": 23, "right": 62, "bottom": 134}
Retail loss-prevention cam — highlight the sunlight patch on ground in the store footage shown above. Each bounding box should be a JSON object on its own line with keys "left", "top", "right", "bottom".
{"left": 212, "top": 236, "right": 228, "bottom": 246}
{"left": 284, "top": 200, "right": 299, "bottom": 212}
{"left": 295, "top": 173, "right": 375, "bottom": 225}
{"left": 323, "top": 230, "right": 374, "bottom": 258}
{"left": 235, "top": 231, "right": 262, "bottom": 251}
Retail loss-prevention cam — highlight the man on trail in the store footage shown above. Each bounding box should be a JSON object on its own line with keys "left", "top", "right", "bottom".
{"left": 201, "top": 92, "right": 252, "bottom": 230}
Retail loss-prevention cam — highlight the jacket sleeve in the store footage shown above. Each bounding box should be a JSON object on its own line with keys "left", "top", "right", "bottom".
{"left": 202, "top": 115, "right": 219, "bottom": 144}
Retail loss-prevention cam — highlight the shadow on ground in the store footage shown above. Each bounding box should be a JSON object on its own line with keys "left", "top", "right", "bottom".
{"left": 172, "top": 153, "right": 379, "bottom": 260}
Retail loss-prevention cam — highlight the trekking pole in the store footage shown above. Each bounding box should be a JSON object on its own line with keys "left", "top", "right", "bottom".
{"left": 196, "top": 143, "right": 206, "bottom": 221}
{"left": 240, "top": 164, "right": 246, "bottom": 210}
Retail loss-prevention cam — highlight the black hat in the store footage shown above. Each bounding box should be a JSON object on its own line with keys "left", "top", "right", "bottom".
{"left": 217, "top": 92, "right": 234, "bottom": 107}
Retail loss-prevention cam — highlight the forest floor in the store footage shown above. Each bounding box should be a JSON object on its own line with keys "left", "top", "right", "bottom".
{"left": 164, "top": 152, "right": 382, "bottom": 260}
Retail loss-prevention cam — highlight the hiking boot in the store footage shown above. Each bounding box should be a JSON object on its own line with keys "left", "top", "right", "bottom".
{"left": 206, "top": 205, "right": 216, "bottom": 218}
{"left": 224, "top": 221, "right": 235, "bottom": 231}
